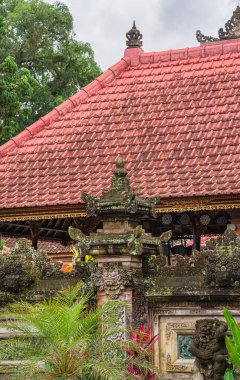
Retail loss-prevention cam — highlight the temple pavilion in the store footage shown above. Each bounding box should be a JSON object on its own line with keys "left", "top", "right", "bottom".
{"left": 0, "top": 7, "right": 240, "bottom": 260}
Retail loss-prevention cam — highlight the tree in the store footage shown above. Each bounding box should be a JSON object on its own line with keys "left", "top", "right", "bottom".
{"left": 0, "top": 0, "right": 101, "bottom": 144}
{"left": 0, "top": 56, "right": 37, "bottom": 143}
{"left": 0, "top": 2, "right": 37, "bottom": 143}
{"left": 0, "top": 284, "right": 160, "bottom": 380}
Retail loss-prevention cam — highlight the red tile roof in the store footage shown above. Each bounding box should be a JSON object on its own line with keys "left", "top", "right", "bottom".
{"left": 0, "top": 39, "right": 240, "bottom": 209}
{"left": 3, "top": 236, "right": 72, "bottom": 255}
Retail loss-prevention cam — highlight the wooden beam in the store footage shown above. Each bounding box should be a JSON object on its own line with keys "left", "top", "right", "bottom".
{"left": 0, "top": 222, "right": 69, "bottom": 235}
{"left": 29, "top": 222, "right": 40, "bottom": 250}
{"left": 0, "top": 231, "right": 68, "bottom": 243}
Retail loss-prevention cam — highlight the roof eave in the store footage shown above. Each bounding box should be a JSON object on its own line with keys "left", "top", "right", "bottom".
{"left": 0, "top": 194, "right": 239, "bottom": 222}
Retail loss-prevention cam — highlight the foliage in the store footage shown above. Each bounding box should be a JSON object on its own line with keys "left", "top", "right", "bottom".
{"left": 0, "top": 283, "right": 160, "bottom": 380}
{"left": 223, "top": 308, "right": 240, "bottom": 379}
{"left": 0, "top": 238, "right": 54, "bottom": 294}
{"left": 127, "top": 325, "right": 159, "bottom": 379}
{"left": 0, "top": 238, "right": 6, "bottom": 251}
{"left": 0, "top": 0, "right": 5, "bottom": 45}
{"left": 61, "top": 247, "right": 94, "bottom": 273}
{"left": 0, "top": 0, "right": 101, "bottom": 144}
{"left": 0, "top": 1, "right": 37, "bottom": 144}
{"left": 224, "top": 368, "right": 235, "bottom": 380}
{"left": 0, "top": 56, "right": 37, "bottom": 143}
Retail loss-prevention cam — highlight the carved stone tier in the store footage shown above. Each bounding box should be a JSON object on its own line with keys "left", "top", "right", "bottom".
{"left": 71, "top": 159, "right": 172, "bottom": 258}
{"left": 68, "top": 222, "right": 171, "bottom": 326}
{"left": 69, "top": 224, "right": 170, "bottom": 257}
{"left": 82, "top": 158, "right": 160, "bottom": 228}
{"left": 69, "top": 160, "right": 172, "bottom": 326}
{"left": 197, "top": 6, "right": 240, "bottom": 43}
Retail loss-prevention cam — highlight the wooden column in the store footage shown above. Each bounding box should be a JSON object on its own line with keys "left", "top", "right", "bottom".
{"left": 29, "top": 221, "right": 40, "bottom": 250}
{"left": 191, "top": 213, "right": 201, "bottom": 251}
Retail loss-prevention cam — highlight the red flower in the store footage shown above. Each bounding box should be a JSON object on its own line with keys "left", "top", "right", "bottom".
{"left": 61, "top": 264, "right": 74, "bottom": 273}
{"left": 127, "top": 325, "right": 159, "bottom": 379}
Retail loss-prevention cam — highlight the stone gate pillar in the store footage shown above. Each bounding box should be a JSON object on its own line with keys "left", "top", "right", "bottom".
{"left": 69, "top": 158, "right": 171, "bottom": 328}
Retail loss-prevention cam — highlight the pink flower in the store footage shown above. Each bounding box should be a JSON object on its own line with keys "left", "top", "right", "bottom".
{"left": 127, "top": 325, "right": 159, "bottom": 379}
{"left": 1, "top": 246, "right": 10, "bottom": 254}
{"left": 131, "top": 332, "right": 138, "bottom": 342}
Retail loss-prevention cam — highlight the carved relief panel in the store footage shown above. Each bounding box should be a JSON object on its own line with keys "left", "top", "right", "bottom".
{"left": 152, "top": 309, "right": 240, "bottom": 380}
{"left": 158, "top": 318, "right": 199, "bottom": 380}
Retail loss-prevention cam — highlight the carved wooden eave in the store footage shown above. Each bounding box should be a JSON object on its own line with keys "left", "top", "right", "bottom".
{"left": 0, "top": 204, "right": 86, "bottom": 222}
{"left": 0, "top": 194, "right": 239, "bottom": 222}
{"left": 155, "top": 194, "right": 240, "bottom": 213}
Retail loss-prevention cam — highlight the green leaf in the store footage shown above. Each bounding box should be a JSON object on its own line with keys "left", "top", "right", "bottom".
{"left": 224, "top": 309, "right": 240, "bottom": 369}
{"left": 224, "top": 368, "right": 234, "bottom": 380}
{"left": 226, "top": 336, "right": 240, "bottom": 368}
{"left": 0, "top": 283, "right": 160, "bottom": 379}
{"left": 224, "top": 309, "right": 240, "bottom": 349}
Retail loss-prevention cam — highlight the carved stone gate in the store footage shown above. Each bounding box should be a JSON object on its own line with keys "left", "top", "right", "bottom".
{"left": 69, "top": 159, "right": 240, "bottom": 379}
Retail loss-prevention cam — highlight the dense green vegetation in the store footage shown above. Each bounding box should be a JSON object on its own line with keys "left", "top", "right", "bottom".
{"left": 0, "top": 284, "right": 160, "bottom": 380}
{"left": 0, "top": 1, "right": 37, "bottom": 143}
{"left": 0, "top": 0, "right": 101, "bottom": 144}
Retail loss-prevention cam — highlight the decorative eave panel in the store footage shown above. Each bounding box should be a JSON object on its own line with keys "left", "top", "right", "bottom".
{"left": 0, "top": 204, "right": 86, "bottom": 222}
{"left": 155, "top": 195, "right": 240, "bottom": 213}
{"left": 0, "top": 195, "right": 239, "bottom": 222}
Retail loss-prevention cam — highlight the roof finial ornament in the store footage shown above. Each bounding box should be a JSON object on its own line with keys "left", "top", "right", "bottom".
{"left": 126, "top": 21, "right": 143, "bottom": 48}
{"left": 116, "top": 156, "right": 124, "bottom": 169}
{"left": 196, "top": 6, "right": 240, "bottom": 43}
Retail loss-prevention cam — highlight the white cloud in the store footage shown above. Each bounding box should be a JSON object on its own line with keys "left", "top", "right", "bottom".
{"left": 46, "top": 0, "right": 237, "bottom": 70}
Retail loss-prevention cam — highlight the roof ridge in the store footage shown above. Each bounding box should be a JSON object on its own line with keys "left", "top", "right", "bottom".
{"left": 0, "top": 56, "right": 130, "bottom": 158}
{"left": 138, "top": 38, "right": 240, "bottom": 65}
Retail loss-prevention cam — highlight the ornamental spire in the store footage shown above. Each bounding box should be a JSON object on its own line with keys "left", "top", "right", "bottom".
{"left": 82, "top": 158, "right": 160, "bottom": 220}
{"left": 126, "top": 21, "right": 143, "bottom": 48}
{"left": 196, "top": 5, "right": 240, "bottom": 43}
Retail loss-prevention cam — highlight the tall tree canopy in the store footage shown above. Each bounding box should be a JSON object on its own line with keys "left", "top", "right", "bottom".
{"left": 0, "top": 0, "right": 101, "bottom": 144}
{"left": 0, "top": 0, "right": 37, "bottom": 143}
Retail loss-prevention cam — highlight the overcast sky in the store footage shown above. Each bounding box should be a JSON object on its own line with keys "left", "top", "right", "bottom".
{"left": 46, "top": 0, "right": 238, "bottom": 70}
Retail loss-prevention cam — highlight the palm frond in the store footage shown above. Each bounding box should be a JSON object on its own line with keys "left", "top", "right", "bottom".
{"left": 0, "top": 283, "right": 161, "bottom": 380}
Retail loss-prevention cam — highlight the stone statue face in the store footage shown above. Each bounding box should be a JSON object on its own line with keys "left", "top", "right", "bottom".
{"left": 104, "top": 266, "right": 120, "bottom": 285}
{"left": 198, "top": 320, "right": 213, "bottom": 343}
